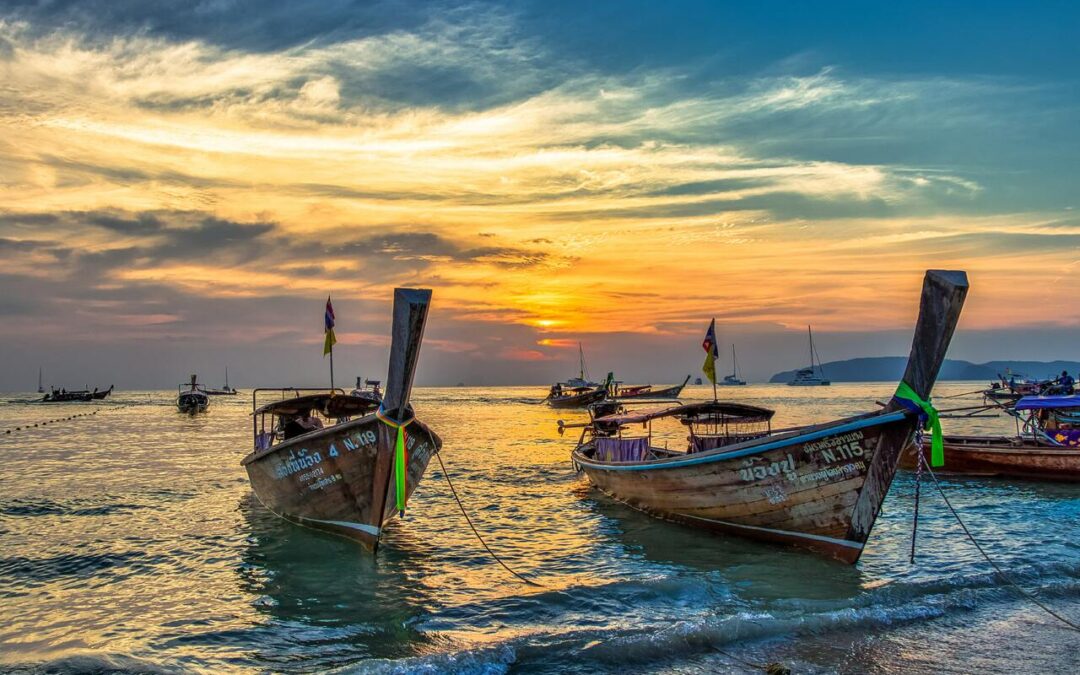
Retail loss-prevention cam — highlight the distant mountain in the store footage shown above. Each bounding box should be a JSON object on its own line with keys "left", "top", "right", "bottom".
{"left": 769, "top": 357, "right": 1080, "bottom": 383}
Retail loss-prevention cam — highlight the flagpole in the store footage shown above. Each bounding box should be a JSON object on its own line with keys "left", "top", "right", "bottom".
{"left": 329, "top": 344, "right": 335, "bottom": 390}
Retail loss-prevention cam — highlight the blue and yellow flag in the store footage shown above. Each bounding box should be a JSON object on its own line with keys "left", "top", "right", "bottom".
{"left": 323, "top": 296, "right": 337, "bottom": 356}
{"left": 701, "top": 318, "right": 718, "bottom": 384}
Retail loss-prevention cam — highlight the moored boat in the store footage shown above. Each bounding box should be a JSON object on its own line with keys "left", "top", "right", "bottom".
{"left": 900, "top": 394, "right": 1080, "bottom": 481}
{"left": 719, "top": 345, "right": 747, "bottom": 386}
{"left": 177, "top": 375, "right": 210, "bottom": 413}
{"left": 612, "top": 375, "right": 691, "bottom": 401}
{"left": 566, "top": 270, "right": 968, "bottom": 563}
{"left": 41, "top": 385, "right": 112, "bottom": 402}
{"left": 787, "top": 326, "right": 830, "bottom": 386}
{"left": 546, "top": 383, "right": 608, "bottom": 409}
{"left": 350, "top": 377, "right": 383, "bottom": 406}
{"left": 240, "top": 288, "right": 441, "bottom": 551}
{"left": 203, "top": 368, "right": 238, "bottom": 396}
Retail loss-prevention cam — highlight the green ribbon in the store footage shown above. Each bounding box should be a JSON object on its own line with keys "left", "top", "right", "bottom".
{"left": 894, "top": 381, "right": 944, "bottom": 467}
{"left": 376, "top": 407, "right": 413, "bottom": 516}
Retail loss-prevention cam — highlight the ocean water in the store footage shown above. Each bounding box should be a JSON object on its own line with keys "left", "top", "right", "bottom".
{"left": 1, "top": 383, "right": 1077, "bottom": 674}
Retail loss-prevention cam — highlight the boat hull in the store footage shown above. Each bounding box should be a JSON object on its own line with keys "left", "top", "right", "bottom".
{"left": 575, "top": 411, "right": 915, "bottom": 563}
{"left": 615, "top": 377, "right": 690, "bottom": 401}
{"left": 241, "top": 413, "right": 441, "bottom": 550}
{"left": 900, "top": 436, "right": 1080, "bottom": 482}
{"left": 547, "top": 388, "right": 607, "bottom": 408}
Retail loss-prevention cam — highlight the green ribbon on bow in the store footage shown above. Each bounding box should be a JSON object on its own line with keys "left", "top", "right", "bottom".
{"left": 894, "top": 381, "right": 944, "bottom": 467}
{"left": 376, "top": 408, "right": 413, "bottom": 516}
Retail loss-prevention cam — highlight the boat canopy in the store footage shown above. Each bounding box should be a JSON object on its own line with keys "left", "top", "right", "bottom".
{"left": 593, "top": 401, "right": 774, "bottom": 427}
{"left": 1015, "top": 395, "right": 1080, "bottom": 410}
{"left": 253, "top": 393, "right": 379, "bottom": 419}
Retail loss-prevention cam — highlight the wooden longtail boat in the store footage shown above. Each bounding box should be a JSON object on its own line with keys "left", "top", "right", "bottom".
{"left": 240, "top": 288, "right": 442, "bottom": 552}
{"left": 900, "top": 394, "right": 1080, "bottom": 481}
{"left": 41, "top": 384, "right": 113, "bottom": 402}
{"left": 567, "top": 270, "right": 968, "bottom": 563}
{"left": 177, "top": 375, "right": 210, "bottom": 413}
{"left": 546, "top": 385, "right": 607, "bottom": 408}
{"left": 613, "top": 375, "right": 691, "bottom": 401}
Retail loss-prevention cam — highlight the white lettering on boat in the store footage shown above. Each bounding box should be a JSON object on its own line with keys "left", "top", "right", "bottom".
{"left": 738, "top": 453, "right": 797, "bottom": 482}
{"left": 274, "top": 447, "right": 324, "bottom": 479}
{"left": 797, "top": 460, "right": 867, "bottom": 484}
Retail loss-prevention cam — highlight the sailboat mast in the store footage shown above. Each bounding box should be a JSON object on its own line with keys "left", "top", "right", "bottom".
{"left": 225, "top": 366, "right": 229, "bottom": 389}
{"left": 808, "top": 326, "right": 815, "bottom": 372}
{"left": 578, "top": 342, "right": 586, "bottom": 381}
{"left": 731, "top": 344, "right": 737, "bottom": 378}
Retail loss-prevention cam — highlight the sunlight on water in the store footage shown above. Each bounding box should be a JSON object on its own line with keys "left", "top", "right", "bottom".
{"left": 1, "top": 384, "right": 1077, "bottom": 673}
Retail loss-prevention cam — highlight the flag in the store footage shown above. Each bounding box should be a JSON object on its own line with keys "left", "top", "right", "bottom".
{"left": 702, "top": 318, "right": 718, "bottom": 384}
{"left": 323, "top": 296, "right": 337, "bottom": 356}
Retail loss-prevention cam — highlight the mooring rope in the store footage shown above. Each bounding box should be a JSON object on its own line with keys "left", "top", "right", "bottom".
{"left": 433, "top": 450, "right": 545, "bottom": 588}
{"left": 917, "top": 451, "right": 1080, "bottom": 632}
{"left": 2, "top": 404, "right": 131, "bottom": 435}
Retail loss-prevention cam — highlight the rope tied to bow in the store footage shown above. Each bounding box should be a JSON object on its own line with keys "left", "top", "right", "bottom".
{"left": 892, "top": 381, "right": 944, "bottom": 467}
{"left": 375, "top": 405, "right": 414, "bottom": 516}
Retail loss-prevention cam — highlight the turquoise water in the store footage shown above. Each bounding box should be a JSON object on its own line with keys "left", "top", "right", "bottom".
{"left": 1, "top": 383, "right": 1077, "bottom": 673}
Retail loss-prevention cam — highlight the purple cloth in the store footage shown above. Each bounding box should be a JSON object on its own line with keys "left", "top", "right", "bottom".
{"left": 596, "top": 437, "right": 650, "bottom": 463}
{"left": 1016, "top": 395, "right": 1080, "bottom": 410}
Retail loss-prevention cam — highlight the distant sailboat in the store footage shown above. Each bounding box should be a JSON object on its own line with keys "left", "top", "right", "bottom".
{"left": 719, "top": 345, "right": 747, "bottom": 386}
{"left": 788, "top": 326, "right": 831, "bottom": 386}
{"left": 202, "top": 367, "right": 238, "bottom": 396}
{"left": 565, "top": 343, "right": 600, "bottom": 388}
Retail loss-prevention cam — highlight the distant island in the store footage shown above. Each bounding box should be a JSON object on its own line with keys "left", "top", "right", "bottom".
{"left": 769, "top": 358, "right": 1080, "bottom": 383}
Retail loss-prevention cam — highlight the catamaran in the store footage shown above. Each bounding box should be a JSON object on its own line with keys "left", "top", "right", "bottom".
{"left": 788, "top": 326, "right": 830, "bottom": 386}
{"left": 719, "top": 345, "right": 747, "bottom": 386}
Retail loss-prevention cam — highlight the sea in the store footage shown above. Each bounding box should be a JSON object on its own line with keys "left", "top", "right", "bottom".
{"left": 1, "top": 383, "right": 1077, "bottom": 674}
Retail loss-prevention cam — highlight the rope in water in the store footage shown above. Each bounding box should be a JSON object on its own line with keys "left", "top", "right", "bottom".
{"left": 433, "top": 450, "right": 545, "bottom": 588}
{"left": 2, "top": 404, "right": 131, "bottom": 435}
{"left": 917, "top": 451, "right": 1080, "bottom": 632}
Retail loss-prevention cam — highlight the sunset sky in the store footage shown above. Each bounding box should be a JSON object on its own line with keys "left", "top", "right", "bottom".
{"left": 0, "top": 1, "right": 1077, "bottom": 389}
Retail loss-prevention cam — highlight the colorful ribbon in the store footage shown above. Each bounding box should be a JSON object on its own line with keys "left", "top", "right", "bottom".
{"left": 376, "top": 406, "right": 414, "bottom": 516}
{"left": 893, "top": 381, "right": 944, "bottom": 467}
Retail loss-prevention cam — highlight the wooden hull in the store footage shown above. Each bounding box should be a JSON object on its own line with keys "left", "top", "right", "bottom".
{"left": 241, "top": 413, "right": 441, "bottom": 551}
{"left": 900, "top": 436, "right": 1080, "bottom": 482}
{"left": 615, "top": 381, "right": 688, "bottom": 400}
{"left": 575, "top": 411, "right": 915, "bottom": 563}
{"left": 547, "top": 388, "right": 607, "bottom": 409}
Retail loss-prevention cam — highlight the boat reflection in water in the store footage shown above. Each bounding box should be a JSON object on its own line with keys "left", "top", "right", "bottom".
{"left": 241, "top": 288, "right": 442, "bottom": 552}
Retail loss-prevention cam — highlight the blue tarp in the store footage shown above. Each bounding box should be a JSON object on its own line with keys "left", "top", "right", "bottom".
{"left": 1015, "top": 395, "right": 1080, "bottom": 410}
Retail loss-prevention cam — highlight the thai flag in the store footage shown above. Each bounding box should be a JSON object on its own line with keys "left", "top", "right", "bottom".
{"left": 702, "top": 319, "right": 718, "bottom": 384}
{"left": 323, "top": 296, "right": 337, "bottom": 356}
{"left": 324, "top": 296, "right": 335, "bottom": 332}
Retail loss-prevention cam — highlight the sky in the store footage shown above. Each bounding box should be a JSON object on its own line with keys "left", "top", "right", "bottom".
{"left": 0, "top": 0, "right": 1077, "bottom": 389}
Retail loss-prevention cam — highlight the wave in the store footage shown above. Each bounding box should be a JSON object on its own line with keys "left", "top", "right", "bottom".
{"left": 333, "top": 645, "right": 516, "bottom": 675}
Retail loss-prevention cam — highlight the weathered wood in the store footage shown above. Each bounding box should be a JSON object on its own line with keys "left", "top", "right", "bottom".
{"left": 240, "top": 287, "right": 441, "bottom": 552}
{"left": 382, "top": 288, "right": 432, "bottom": 419}
{"left": 573, "top": 270, "right": 970, "bottom": 564}
{"left": 242, "top": 416, "right": 442, "bottom": 548}
{"left": 900, "top": 436, "right": 1080, "bottom": 482}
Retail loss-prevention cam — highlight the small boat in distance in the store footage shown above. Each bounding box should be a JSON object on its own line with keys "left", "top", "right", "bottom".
{"left": 719, "top": 345, "right": 747, "bottom": 386}
{"left": 545, "top": 344, "right": 608, "bottom": 407}
{"left": 788, "top": 326, "right": 830, "bottom": 386}
{"left": 241, "top": 288, "right": 441, "bottom": 552}
{"left": 900, "top": 394, "right": 1080, "bottom": 481}
{"left": 694, "top": 377, "right": 703, "bottom": 385}
{"left": 350, "top": 377, "right": 383, "bottom": 405}
{"left": 177, "top": 375, "right": 210, "bottom": 413}
{"left": 41, "top": 384, "right": 113, "bottom": 402}
{"left": 202, "top": 367, "right": 238, "bottom": 396}
{"left": 612, "top": 375, "right": 691, "bottom": 400}
{"left": 565, "top": 270, "right": 968, "bottom": 563}
{"left": 982, "top": 371, "right": 1053, "bottom": 402}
